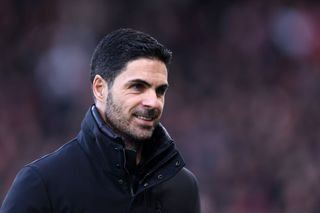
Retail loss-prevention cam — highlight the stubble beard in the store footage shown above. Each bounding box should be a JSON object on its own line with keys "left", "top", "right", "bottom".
{"left": 104, "top": 92, "right": 157, "bottom": 142}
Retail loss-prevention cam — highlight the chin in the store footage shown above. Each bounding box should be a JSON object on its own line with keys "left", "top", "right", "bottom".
{"left": 132, "top": 130, "right": 154, "bottom": 141}
{"left": 135, "top": 134, "right": 153, "bottom": 141}
{"left": 124, "top": 124, "right": 156, "bottom": 141}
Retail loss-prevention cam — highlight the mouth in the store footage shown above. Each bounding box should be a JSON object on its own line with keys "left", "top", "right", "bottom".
{"left": 133, "top": 110, "right": 160, "bottom": 126}
{"left": 135, "top": 115, "right": 154, "bottom": 121}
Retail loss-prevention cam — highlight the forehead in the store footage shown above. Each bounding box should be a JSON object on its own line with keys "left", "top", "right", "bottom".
{"left": 114, "top": 58, "right": 168, "bottom": 85}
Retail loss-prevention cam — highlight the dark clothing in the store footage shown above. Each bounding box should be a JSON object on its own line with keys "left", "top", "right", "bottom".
{"left": 1, "top": 106, "right": 201, "bottom": 213}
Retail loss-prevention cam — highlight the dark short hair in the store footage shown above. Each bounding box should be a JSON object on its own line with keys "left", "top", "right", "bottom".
{"left": 90, "top": 28, "right": 172, "bottom": 87}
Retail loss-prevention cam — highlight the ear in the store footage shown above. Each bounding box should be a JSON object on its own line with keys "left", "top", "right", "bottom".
{"left": 92, "top": 75, "right": 108, "bottom": 103}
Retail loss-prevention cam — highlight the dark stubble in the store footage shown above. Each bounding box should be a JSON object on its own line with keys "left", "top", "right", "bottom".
{"left": 104, "top": 92, "right": 159, "bottom": 141}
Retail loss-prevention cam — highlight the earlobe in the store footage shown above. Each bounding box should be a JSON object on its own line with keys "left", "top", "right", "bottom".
{"left": 92, "top": 75, "right": 108, "bottom": 102}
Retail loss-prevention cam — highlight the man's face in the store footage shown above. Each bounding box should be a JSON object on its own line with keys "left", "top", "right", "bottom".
{"left": 104, "top": 58, "right": 168, "bottom": 141}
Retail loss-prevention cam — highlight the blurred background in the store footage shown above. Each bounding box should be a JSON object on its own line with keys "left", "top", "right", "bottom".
{"left": 1, "top": 0, "right": 320, "bottom": 212}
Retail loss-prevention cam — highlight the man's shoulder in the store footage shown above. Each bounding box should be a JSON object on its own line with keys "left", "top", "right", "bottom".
{"left": 26, "top": 138, "right": 84, "bottom": 174}
{"left": 0, "top": 139, "right": 92, "bottom": 212}
{"left": 173, "top": 167, "right": 199, "bottom": 188}
{"left": 155, "top": 167, "right": 199, "bottom": 194}
{"left": 153, "top": 167, "right": 201, "bottom": 212}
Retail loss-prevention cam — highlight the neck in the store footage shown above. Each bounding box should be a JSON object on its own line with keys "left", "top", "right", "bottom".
{"left": 93, "top": 105, "right": 145, "bottom": 165}
{"left": 124, "top": 139, "right": 143, "bottom": 165}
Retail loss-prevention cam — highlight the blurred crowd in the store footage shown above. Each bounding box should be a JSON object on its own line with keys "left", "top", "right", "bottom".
{"left": 1, "top": 0, "right": 320, "bottom": 212}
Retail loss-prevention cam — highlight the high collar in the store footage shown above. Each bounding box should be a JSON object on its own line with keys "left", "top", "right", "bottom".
{"left": 89, "top": 105, "right": 121, "bottom": 141}
{"left": 77, "top": 105, "right": 183, "bottom": 175}
{"left": 89, "top": 104, "right": 173, "bottom": 145}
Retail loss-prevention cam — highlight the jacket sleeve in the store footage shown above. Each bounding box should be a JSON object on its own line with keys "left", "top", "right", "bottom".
{"left": 0, "top": 166, "right": 51, "bottom": 213}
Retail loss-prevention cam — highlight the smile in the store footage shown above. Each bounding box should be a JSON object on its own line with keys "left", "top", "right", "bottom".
{"left": 135, "top": 115, "right": 154, "bottom": 121}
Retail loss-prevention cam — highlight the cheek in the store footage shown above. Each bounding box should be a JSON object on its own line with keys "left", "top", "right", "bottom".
{"left": 159, "top": 97, "right": 165, "bottom": 108}
{"left": 123, "top": 98, "right": 141, "bottom": 112}
{"left": 160, "top": 102, "right": 164, "bottom": 111}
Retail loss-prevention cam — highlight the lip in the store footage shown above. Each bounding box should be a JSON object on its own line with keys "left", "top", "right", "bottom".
{"left": 133, "top": 115, "right": 155, "bottom": 127}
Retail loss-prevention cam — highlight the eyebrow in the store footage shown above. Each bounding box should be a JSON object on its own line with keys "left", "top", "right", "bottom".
{"left": 125, "top": 79, "right": 169, "bottom": 89}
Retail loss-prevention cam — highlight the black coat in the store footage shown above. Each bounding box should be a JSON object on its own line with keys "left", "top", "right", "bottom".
{"left": 1, "top": 106, "right": 201, "bottom": 213}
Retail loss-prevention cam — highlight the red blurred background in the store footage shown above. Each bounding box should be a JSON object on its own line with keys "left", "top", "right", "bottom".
{"left": 1, "top": 1, "right": 320, "bottom": 212}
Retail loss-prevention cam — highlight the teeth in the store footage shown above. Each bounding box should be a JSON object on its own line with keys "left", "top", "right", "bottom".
{"left": 136, "top": 115, "right": 152, "bottom": 121}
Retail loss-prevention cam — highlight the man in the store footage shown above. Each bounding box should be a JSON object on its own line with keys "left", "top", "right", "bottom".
{"left": 1, "top": 28, "right": 201, "bottom": 213}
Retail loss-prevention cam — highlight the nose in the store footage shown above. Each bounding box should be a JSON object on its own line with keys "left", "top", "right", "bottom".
{"left": 141, "top": 90, "right": 162, "bottom": 108}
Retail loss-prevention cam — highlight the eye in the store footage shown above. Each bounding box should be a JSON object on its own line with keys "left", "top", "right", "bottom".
{"left": 156, "top": 86, "right": 168, "bottom": 97}
{"left": 130, "top": 83, "right": 145, "bottom": 92}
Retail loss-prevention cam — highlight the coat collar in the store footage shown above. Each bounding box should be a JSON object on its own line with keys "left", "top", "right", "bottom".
{"left": 77, "top": 105, "right": 184, "bottom": 176}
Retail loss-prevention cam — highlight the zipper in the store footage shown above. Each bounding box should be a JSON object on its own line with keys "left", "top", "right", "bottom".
{"left": 122, "top": 148, "right": 135, "bottom": 197}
